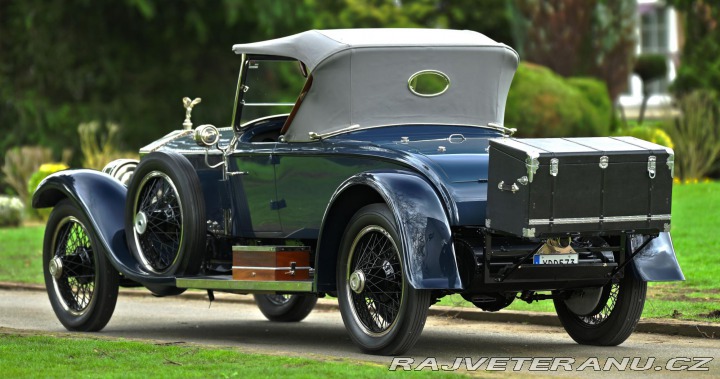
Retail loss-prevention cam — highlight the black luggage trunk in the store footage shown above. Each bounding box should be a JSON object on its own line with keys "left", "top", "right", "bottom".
{"left": 486, "top": 137, "right": 674, "bottom": 238}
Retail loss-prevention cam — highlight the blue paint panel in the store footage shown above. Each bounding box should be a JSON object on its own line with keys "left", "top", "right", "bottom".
{"left": 322, "top": 171, "right": 463, "bottom": 290}
{"left": 633, "top": 232, "right": 685, "bottom": 282}
{"left": 32, "top": 170, "right": 175, "bottom": 287}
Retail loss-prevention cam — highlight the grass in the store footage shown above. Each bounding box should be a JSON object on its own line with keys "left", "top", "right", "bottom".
{"left": 0, "top": 332, "right": 462, "bottom": 378}
{"left": 1, "top": 182, "right": 718, "bottom": 322}
{"left": 0, "top": 225, "right": 44, "bottom": 284}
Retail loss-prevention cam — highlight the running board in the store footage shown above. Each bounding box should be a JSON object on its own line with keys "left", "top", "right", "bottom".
{"left": 175, "top": 275, "right": 313, "bottom": 293}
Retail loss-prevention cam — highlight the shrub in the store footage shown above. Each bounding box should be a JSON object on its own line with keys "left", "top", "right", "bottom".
{"left": 79, "top": 121, "right": 136, "bottom": 170}
{"left": 0, "top": 195, "right": 24, "bottom": 227}
{"left": 614, "top": 125, "right": 674, "bottom": 149}
{"left": 634, "top": 54, "right": 668, "bottom": 83}
{"left": 2, "top": 146, "right": 53, "bottom": 205}
{"left": 567, "top": 77, "right": 613, "bottom": 133}
{"left": 505, "top": 63, "right": 612, "bottom": 138}
{"left": 661, "top": 90, "right": 720, "bottom": 180}
{"left": 27, "top": 163, "right": 69, "bottom": 221}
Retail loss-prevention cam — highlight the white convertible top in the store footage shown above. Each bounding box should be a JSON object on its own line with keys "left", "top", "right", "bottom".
{"left": 233, "top": 29, "right": 519, "bottom": 142}
{"left": 233, "top": 29, "right": 506, "bottom": 72}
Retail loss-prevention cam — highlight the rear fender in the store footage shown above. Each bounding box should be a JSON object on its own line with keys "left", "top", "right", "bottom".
{"left": 32, "top": 169, "right": 173, "bottom": 286}
{"left": 319, "top": 170, "right": 463, "bottom": 290}
{"left": 632, "top": 232, "right": 685, "bottom": 282}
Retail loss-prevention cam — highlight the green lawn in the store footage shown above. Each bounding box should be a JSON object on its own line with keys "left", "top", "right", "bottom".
{"left": 0, "top": 225, "right": 44, "bottom": 284}
{"left": 1, "top": 182, "right": 718, "bottom": 322}
{"left": 0, "top": 332, "right": 462, "bottom": 378}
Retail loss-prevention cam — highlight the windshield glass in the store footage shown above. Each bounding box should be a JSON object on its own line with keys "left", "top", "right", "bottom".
{"left": 240, "top": 59, "right": 306, "bottom": 124}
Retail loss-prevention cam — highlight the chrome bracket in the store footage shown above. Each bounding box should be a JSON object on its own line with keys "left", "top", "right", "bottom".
{"left": 525, "top": 154, "right": 539, "bottom": 183}
{"left": 517, "top": 176, "right": 529, "bottom": 186}
{"left": 522, "top": 227, "right": 536, "bottom": 238}
{"left": 485, "top": 219, "right": 491, "bottom": 228}
{"left": 667, "top": 154, "right": 675, "bottom": 178}
{"left": 648, "top": 156, "right": 657, "bottom": 179}
{"left": 498, "top": 180, "right": 520, "bottom": 193}
{"left": 599, "top": 156, "right": 609, "bottom": 169}
{"left": 550, "top": 158, "right": 559, "bottom": 177}
{"left": 285, "top": 262, "right": 297, "bottom": 276}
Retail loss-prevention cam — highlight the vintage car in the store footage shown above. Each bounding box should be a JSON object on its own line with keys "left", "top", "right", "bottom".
{"left": 33, "top": 29, "right": 684, "bottom": 355}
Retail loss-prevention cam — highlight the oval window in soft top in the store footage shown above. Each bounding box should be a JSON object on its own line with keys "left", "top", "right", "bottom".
{"left": 408, "top": 70, "right": 450, "bottom": 97}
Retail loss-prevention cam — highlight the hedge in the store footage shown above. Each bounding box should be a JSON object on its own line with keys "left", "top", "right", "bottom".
{"left": 505, "top": 63, "right": 612, "bottom": 138}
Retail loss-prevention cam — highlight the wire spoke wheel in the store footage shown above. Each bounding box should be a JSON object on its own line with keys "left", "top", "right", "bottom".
{"left": 50, "top": 217, "right": 97, "bottom": 315}
{"left": 133, "top": 171, "right": 184, "bottom": 273}
{"left": 554, "top": 262, "right": 646, "bottom": 346}
{"left": 577, "top": 283, "right": 619, "bottom": 326}
{"left": 347, "top": 226, "right": 403, "bottom": 336}
{"left": 125, "top": 151, "right": 205, "bottom": 281}
{"left": 43, "top": 199, "right": 119, "bottom": 332}
{"left": 253, "top": 294, "right": 318, "bottom": 322}
{"left": 337, "top": 204, "right": 430, "bottom": 355}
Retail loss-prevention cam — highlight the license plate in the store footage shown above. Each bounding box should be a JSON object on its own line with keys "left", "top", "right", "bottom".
{"left": 533, "top": 253, "right": 578, "bottom": 265}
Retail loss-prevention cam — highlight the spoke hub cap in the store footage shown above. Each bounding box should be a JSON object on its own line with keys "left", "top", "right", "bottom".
{"left": 48, "top": 256, "right": 63, "bottom": 279}
{"left": 349, "top": 270, "right": 366, "bottom": 294}
{"left": 134, "top": 211, "right": 148, "bottom": 235}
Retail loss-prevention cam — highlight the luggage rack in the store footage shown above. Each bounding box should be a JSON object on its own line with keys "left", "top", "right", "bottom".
{"left": 481, "top": 233, "right": 620, "bottom": 285}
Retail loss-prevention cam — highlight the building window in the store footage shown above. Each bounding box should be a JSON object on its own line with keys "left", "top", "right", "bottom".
{"left": 639, "top": 3, "right": 671, "bottom": 94}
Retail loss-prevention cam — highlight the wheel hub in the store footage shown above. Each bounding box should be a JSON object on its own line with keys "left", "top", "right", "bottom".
{"left": 134, "top": 211, "right": 148, "bottom": 235}
{"left": 349, "top": 270, "right": 366, "bottom": 294}
{"left": 564, "top": 286, "right": 605, "bottom": 316}
{"left": 48, "top": 256, "right": 63, "bottom": 279}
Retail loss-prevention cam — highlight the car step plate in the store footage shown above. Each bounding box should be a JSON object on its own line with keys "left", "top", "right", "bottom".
{"left": 533, "top": 253, "right": 579, "bottom": 265}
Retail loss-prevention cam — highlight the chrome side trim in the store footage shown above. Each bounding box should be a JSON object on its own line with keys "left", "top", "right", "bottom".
{"left": 139, "top": 130, "right": 194, "bottom": 154}
{"left": 147, "top": 149, "right": 224, "bottom": 156}
{"left": 232, "top": 266, "right": 312, "bottom": 271}
{"left": 232, "top": 245, "right": 310, "bottom": 252}
{"left": 240, "top": 113, "right": 290, "bottom": 128}
{"left": 244, "top": 102, "right": 296, "bottom": 107}
{"left": 175, "top": 276, "right": 313, "bottom": 292}
{"left": 304, "top": 122, "right": 513, "bottom": 142}
{"left": 528, "top": 214, "right": 672, "bottom": 225}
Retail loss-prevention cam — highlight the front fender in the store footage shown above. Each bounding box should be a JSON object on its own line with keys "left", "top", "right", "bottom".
{"left": 32, "top": 169, "right": 173, "bottom": 285}
{"left": 327, "top": 170, "right": 462, "bottom": 290}
{"left": 633, "top": 232, "right": 685, "bottom": 282}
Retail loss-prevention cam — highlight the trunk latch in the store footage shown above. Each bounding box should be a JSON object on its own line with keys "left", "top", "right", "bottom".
{"left": 648, "top": 156, "right": 657, "bottom": 179}
{"left": 599, "top": 156, "right": 609, "bottom": 169}
{"left": 525, "top": 155, "right": 539, "bottom": 183}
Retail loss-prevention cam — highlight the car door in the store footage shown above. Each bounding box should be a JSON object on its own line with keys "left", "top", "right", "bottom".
{"left": 227, "top": 141, "right": 282, "bottom": 236}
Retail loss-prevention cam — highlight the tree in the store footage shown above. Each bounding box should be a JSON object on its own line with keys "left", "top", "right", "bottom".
{"left": 666, "top": 0, "right": 720, "bottom": 95}
{"left": 510, "top": 0, "right": 637, "bottom": 101}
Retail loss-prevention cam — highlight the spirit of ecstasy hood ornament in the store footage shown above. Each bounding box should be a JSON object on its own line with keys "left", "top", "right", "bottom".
{"left": 182, "top": 97, "right": 202, "bottom": 130}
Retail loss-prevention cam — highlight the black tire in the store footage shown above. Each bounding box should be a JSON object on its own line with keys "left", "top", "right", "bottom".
{"left": 125, "top": 151, "right": 205, "bottom": 277}
{"left": 253, "top": 294, "right": 318, "bottom": 322}
{"left": 554, "top": 263, "right": 647, "bottom": 346}
{"left": 43, "top": 199, "right": 119, "bottom": 331}
{"left": 337, "top": 204, "right": 431, "bottom": 355}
